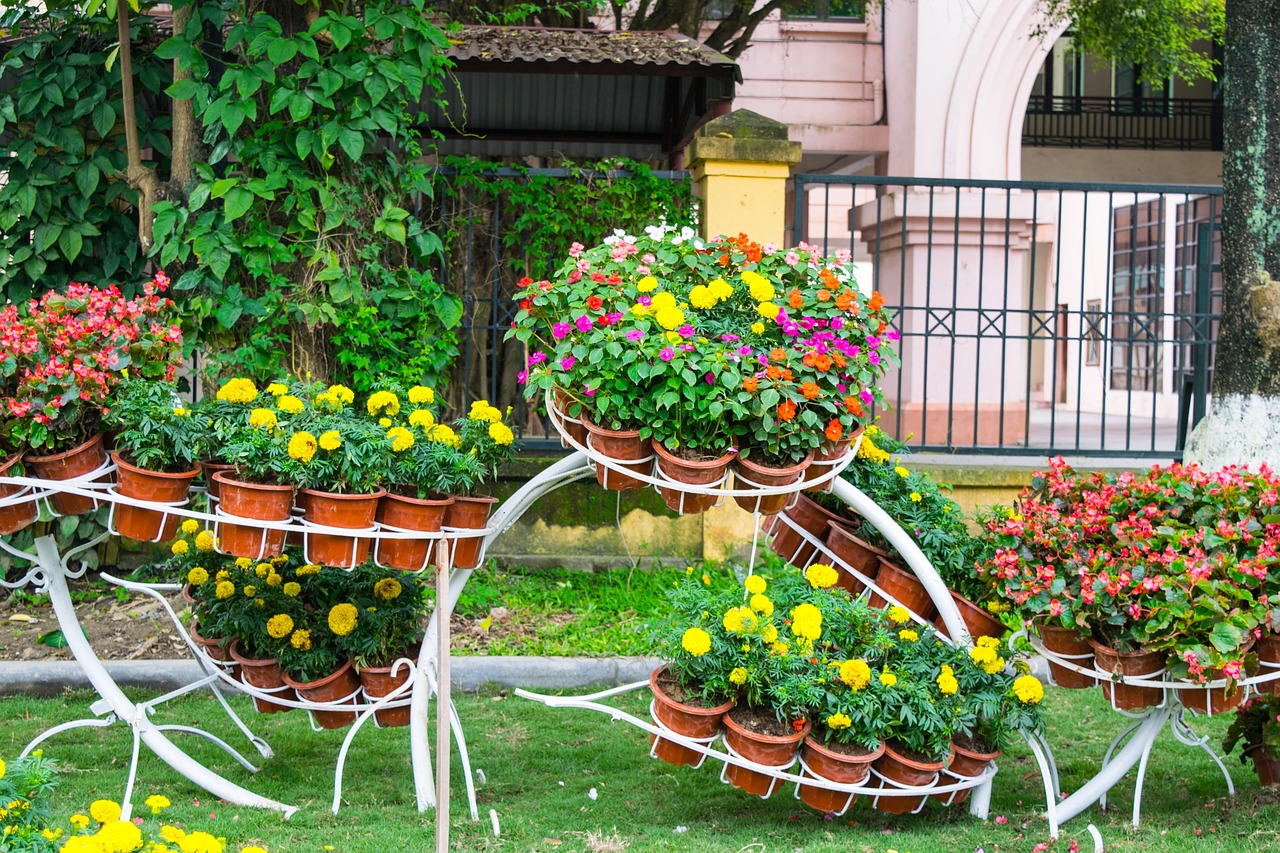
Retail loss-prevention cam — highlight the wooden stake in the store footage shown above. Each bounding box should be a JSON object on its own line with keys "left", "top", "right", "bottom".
{"left": 435, "top": 540, "right": 451, "bottom": 853}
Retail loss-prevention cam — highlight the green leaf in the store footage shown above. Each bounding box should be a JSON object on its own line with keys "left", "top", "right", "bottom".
{"left": 337, "top": 127, "right": 364, "bottom": 162}
{"left": 215, "top": 303, "right": 243, "bottom": 328}
{"left": 74, "top": 162, "right": 99, "bottom": 198}
{"left": 166, "top": 78, "right": 200, "bottom": 101}
{"left": 209, "top": 178, "right": 237, "bottom": 199}
{"left": 267, "top": 38, "right": 298, "bottom": 65}
{"left": 58, "top": 228, "right": 82, "bottom": 263}
{"left": 38, "top": 630, "right": 67, "bottom": 649}
{"left": 1210, "top": 622, "right": 1244, "bottom": 654}
{"left": 91, "top": 101, "right": 116, "bottom": 137}
{"left": 329, "top": 278, "right": 354, "bottom": 303}
{"left": 223, "top": 186, "right": 254, "bottom": 221}
{"left": 434, "top": 293, "right": 463, "bottom": 329}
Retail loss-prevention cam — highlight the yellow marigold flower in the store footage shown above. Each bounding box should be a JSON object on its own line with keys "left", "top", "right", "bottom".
{"left": 266, "top": 614, "right": 294, "bottom": 639}
{"left": 894, "top": 465, "right": 909, "bottom": 477}
{"left": 1013, "top": 674, "right": 1045, "bottom": 704}
{"left": 187, "top": 567, "right": 209, "bottom": 586}
{"left": 688, "top": 284, "right": 717, "bottom": 309}
{"left": 367, "top": 390, "right": 400, "bottom": 417}
{"left": 756, "top": 301, "right": 780, "bottom": 320}
{"left": 488, "top": 422, "right": 515, "bottom": 446}
{"left": 744, "top": 575, "right": 766, "bottom": 595}
{"left": 327, "top": 384, "right": 355, "bottom": 405}
{"left": 388, "top": 426, "right": 414, "bottom": 452}
{"left": 177, "top": 830, "right": 224, "bottom": 853}
{"left": 742, "top": 270, "right": 775, "bottom": 301}
{"left": 171, "top": 540, "right": 189, "bottom": 556}
{"left": 976, "top": 635, "right": 1001, "bottom": 649}
{"left": 266, "top": 572, "right": 282, "bottom": 587}
{"left": 145, "top": 794, "right": 170, "bottom": 814}
{"left": 749, "top": 593, "right": 774, "bottom": 617}
{"left": 243, "top": 585, "right": 257, "bottom": 597}
{"left": 729, "top": 667, "right": 748, "bottom": 685}
{"left": 69, "top": 814, "right": 89, "bottom": 830}
{"left": 374, "top": 577, "right": 402, "bottom": 601}
{"left": 318, "top": 430, "right": 342, "bottom": 451}
{"left": 89, "top": 799, "right": 121, "bottom": 824}
{"left": 234, "top": 557, "right": 252, "bottom": 569}
{"left": 180, "top": 519, "right": 200, "bottom": 536}
{"left": 173, "top": 406, "right": 190, "bottom": 416}
{"left": 159, "top": 825, "right": 185, "bottom": 843}
{"left": 194, "top": 530, "right": 216, "bottom": 552}
{"left": 970, "top": 645, "right": 997, "bottom": 665}
{"left": 408, "top": 385, "right": 435, "bottom": 405}
{"left": 276, "top": 395, "right": 304, "bottom": 415}
{"left": 839, "top": 659, "right": 871, "bottom": 691}
{"left": 825, "top": 712, "right": 852, "bottom": 731}
{"left": 708, "top": 278, "right": 734, "bottom": 300}
{"left": 887, "top": 605, "right": 911, "bottom": 625}
{"left": 938, "top": 672, "right": 959, "bottom": 695}
{"left": 898, "top": 629, "right": 919, "bottom": 642}
{"left": 409, "top": 409, "right": 435, "bottom": 430}
{"left": 296, "top": 563, "right": 323, "bottom": 576}
{"left": 378, "top": 417, "right": 392, "bottom": 427}
{"left": 328, "top": 603, "right": 359, "bottom": 636}
{"left": 636, "top": 275, "right": 658, "bottom": 293}
{"left": 805, "top": 563, "right": 839, "bottom": 589}
{"left": 879, "top": 670, "right": 898, "bottom": 688}
{"left": 789, "top": 603, "right": 823, "bottom": 641}
{"left": 428, "top": 424, "right": 461, "bottom": 447}
{"left": 750, "top": 321, "right": 765, "bottom": 334}
{"left": 655, "top": 305, "right": 685, "bottom": 331}
{"left": 283, "top": 582, "right": 301, "bottom": 597}
{"left": 770, "top": 641, "right": 790, "bottom": 657}
{"left": 681, "top": 627, "right": 711, "bottom": 657}
{"left": 290, "top": 629, "right": 312, "bottom": 651}
{"left": 723, "top": 606, "right": 757, "bottom": 633}
{"left": 99, "top": 820, "right": 142, "bottom": 851}
{"left": 215, "top": 378, "right": 258, "bottom": 405}
{"left": 265, "top": 382, "right": 289, "bottom": 397}
{"left": 761, "top": 623, "right": 778, "bottom": 643}
{"left": 248, "top": 408, "right": 277, "bottom": 430}
{"left": 287, "top": 431, "right": 317, "bottom": 463}
{"left": 255, "top": 563, "right": 271, "bottom": 578}
{"left": 982, "top": 655, "right": 1007, "bottom": 675}
{"left": 215, "top": 581, "right": 235, "bottom": 600}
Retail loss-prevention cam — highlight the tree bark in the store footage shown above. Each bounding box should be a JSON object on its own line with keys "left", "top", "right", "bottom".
{"left": 117, "top": 5, "right": 164, "bottom": 250}
{"left": 168, "top": 1, "right": 198, "bottom": 193}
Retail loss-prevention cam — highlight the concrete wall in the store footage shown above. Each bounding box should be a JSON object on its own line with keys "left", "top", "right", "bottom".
{"left": 1022, "top": 148, "right": 1223, "bottom": 185}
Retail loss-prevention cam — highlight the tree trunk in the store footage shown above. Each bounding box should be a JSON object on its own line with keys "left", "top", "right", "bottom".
{"left": 1185, "top": 0, "right": 1280, "bottom": 469}
{"left": 168, "top": 2, "right": 198, "bottom": 193}
{"left": 117, "top": 5, "right": 164, "bottom": 250}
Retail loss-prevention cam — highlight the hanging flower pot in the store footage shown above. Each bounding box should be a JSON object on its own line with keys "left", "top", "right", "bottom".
{"left": 444, "top": 494, "right": 499, "bottom": 570}
{"left": 721, "top": 706, "right": 810, "bottom": 798}
{"left": 376, "top": 492, "right": 454, "bottom": 572}
{"left": 653, "top": 443, "right": 734, "bottom": 515}
{"left": 823, "top": 523, "right": 887, "bottom": 595}
{"left": 0, "top": 453, "right": 38, "bottom": 536}
{"left": 229, "top": 639, "right": 295, "bottom": 714}
{"left": 552, "top": 389, "right": 589, "bottom": 450}
{"left": 27, "top": 434, "right": 108, "bottom": 517}
{"left": 1177, "top": 672, "right": 1247, "bottom": 716}
{"left": 932, "top": 737, "right": 1000, "bottom": 806}
{"left": 199, "top": 461, "right": 237, "bottom": 503}
{"left": 797, "top": 736, "right": 884, "bottom": 815}
{"left": 867, "top": 556, "right": 937, "bottom": 620}
{"left": 1035, "top": 619, "right": 1097, "bottom": 689}
{"left": 581, "top": 417, "right": 652, "bottom": 491}
{"left": 212, "top": 472, "right": 294, "bottom": 560}
{"left": 802, "top": 425, "right": 862, "bottom": 493}
{"left": 283, "top": 659, "right": 363, "bottom": 730}
{"left": 190, "top": 622, "right": 239, "bottom": 680}
{"left": 732, "top": 451, "right": 813, "bottom": 516}
{"left": 767, "top": 492, "right": 857, "bottom": 569}
{"left": 933, "top": 591, "right": 1005, "bottom": 641}
{"left": 872, "top": 741, "right": 948, "bottom": 814}
{"left": 359, "top": 658, "right": 417, "bottom": 728}
{"left": 298, "top": 488, "right": 386, "bottom": 568}
{"left": 1090, "top": 640, "right": 1165, "bottom": 712}
{"left": 648, "top": 667, "right": 733, "bottom": 768}
{"left": 111, "top": 452, "right": 200, "bottom": 542}
{"left": 1256, "top": 633, "right": 1280, "bottom": 697}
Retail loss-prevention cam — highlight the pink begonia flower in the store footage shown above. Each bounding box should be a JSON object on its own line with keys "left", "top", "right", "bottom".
{"left": 860, "top": 388, "right": 874, "bottom": 405}
{"left": 568, "top": 241, "right": 584, "bottom": 257}
{"left": 888, "top": 328, "right": 901, "bottom": 341}
{"left": 1224, "top": 659, "right": 1244, "bottom": 680}
{"left": 576, "top": 259, "right": 591, "bottom": 272}
{"left": 559, "top": 355, "right": 575, "bottom": 371}
{"left": 784, "top": 251, "right": 800, "bottom": 267}
{"left": 527, "top": 352, "right": 546, "bottom": 366}
{"left": 626, "top": 329, "right": 644, "bottom": 342}
{"left": 517, "top": 370, "right": 528, "bottom": 385}
{"left": 762, "top": 243, "right": 778, "bottom": 256}
{"left": 659, "top": 347, "right": 675, "bottom": 362}
{"left": 575, "top": 315, "right": 593, "bottom": 333}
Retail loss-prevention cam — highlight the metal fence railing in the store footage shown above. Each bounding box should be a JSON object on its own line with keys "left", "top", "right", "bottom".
{"left": 792, "top": 174, "right": 1223, "bottom": 458}
{"left": 1022, "top": 96, "right": 1221, "bottom": 151}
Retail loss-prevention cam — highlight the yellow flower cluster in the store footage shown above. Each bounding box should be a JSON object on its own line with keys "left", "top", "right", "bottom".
{"left": 1013, "top": 674, "right": 1045, "bottom": 704}
{"left": 267, "top": 614, "right": 294, "bottom": 639}
{"left": 181, "top": 519, "right": 199, "bottom": 535}
{"left": 288, "top": 431, "right": 317, "bottom": 463}
{"left": 741, "top": 270, "right": 775, "bottom": 302}
{"left": 761, "top": 623, "right": 778, "bottom": 644}
{"left": 428, "top": 424, "right": 460, "bottom": 447}
{"left": 488, "top": 422, "right": 515, "bottom": 446}
{"left": 879, "top": 670, "right": 898, "bottom": 688}
{"left": 825, "top": 712, "right": 852, "bottom": 731}
{"left": 681, "top": 627, "right": 711, "bottom": 656}
{"left": 651, "top": 292, "right": 684, "bottom": 331}
{"left": 248, "top": 408, "right": 277, "bottom": 430}
{"left": 756, "top": 301, "right": 780, "bottom": 320}
{"left": 319, "top": 430, "right": 342, "bottom": 451}
{"left": 805, "top": 563, "right": 839, "bottom": 589}
{"left": 722, "top": 606, "right": 757, "bottom": 633}
{"left": 750, "top": 321, "right": 765, "bottom": 334}
{"left": 265, "top": 383, "right": 289, "bottom": 396}
{"left": 408, "top": 385, "right": 435, "bottom": 405}
{"left": 187, "top": 567, "right": 208, "bottom": 586}
{"left": 857, "top": 432, "right": 891, "bottom": 464}
{"left": 409, "top": 409, "right": 435, "bottom": 430}
{"left": 969, "top": 637, "right": 1006, "bottom": 674}
{"left": 215, "top": 581, "right": 235, "bottom": 600}
{"left": 729, "top": 667, "right": 748, "bottom": 685}
{"left": 145, "top": 794, "right": 170, "bottom": 814}
{"left": 194, "top": 530, "right": 216, "bottom": 552}
{"left": 367, "top": 391, "right": 400, "bottom": 418}
{"left": 898, "top": 628, "right": 919, "bottom": 642}
{"left": 688, "top": 284, "right": 717, "bottom": 310}
{"left": 748, "top": 593, "right": 773, "bottom": 617}
{"left": 789, "top": 603, "right": 823, "bottom": 641}
{"left": 387, "top": 426, "right": 414, "bottom": 452}
{"left": 215, "top": 378, "right": 257, "bottom": 404}
{"left": 744, "top": 575, "right": 766, "bottom": 595}
{"left": 374, "top": 577, "right": 402, "bottom": 601}
{"left": 328, "top": 603, "right": 358, "bottom": 637}
{"left": 839, "top": 659, "right": 871, "bottom": 690}
{"left": 290, "top": 629, "right": 312, "bottom": 651}
{"left": 296, "top": 563, "right": 323, "bottom": 576}
{"left": 894, "top": 465, "right": 910, "bottom": 478}
{"left": 277, "top": 395, "right": 304, "bottom": 415}
{"left": 171, "top": 540, "right": 189, "bottom": 556}
{"left": 283, "top": 582, "right": 301, "bottom": 597}
{"left": 937, "top": 664, "right": 959, "bottom": 695}
{"left": 89, "top": 800, "right": 120, "bottom": 823}
{"left": 886, "top": 605, "right": 911, "bottom": 625}
{"left": 469, "top": 400, "right": 503, "bottom": 423}
{"left": 636, "top": 275, "right": 658, "bottom": 292}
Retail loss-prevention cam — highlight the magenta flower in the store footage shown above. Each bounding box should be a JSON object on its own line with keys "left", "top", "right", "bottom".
{"left": 678, "top": 324, "right": 695, "bottom": 338}
{"left": 626, "top": 329, "right": 644, "bottom": 342}
{"left": 737, "top": 345, "right": 753, "bottom": 356}
{"left": 517, "top": 369, "right": 528, "bottom": 385}
{"left": 575, "top": 315, "right": 594, "bottom": 333}
{"left": 552, "top": 322, "right": 572, "bottom": 340}
{"left": 527, "top": 352, "right": 546, "bottom": 366}
{"left": 638, "top": 295, "right": 652, "bottom": 306}
{"left": 721, "top": 334, "right": 740, "bottom": 342}
{"left": 584, "top": 384, "right": 596, "bottom": 396}
{"left": 560, "top": 355, "right": 576, "bottom": 371}
{"left": 830, "top": 317, "right": 845, "bottom": 331}
{"left": 659, "top": 347, "right": 675, "bottom": 362}
{"left": 888, "top": 328, "right": 901, "bottom": 341}
{"left": 869, "top": 351, "right": 881, "bottom": 366}
{"left": 680, "top": 344, "right": 695, "bottom": 352}
{"left": 606, "top": 312, "right": 624, "bottom": 324}
{"left": 867, "top": 335, "right": 881, "bottom": 349}
{"left": 704, "top": 372, "right": 715, "bottom": 385}
{"left": 860, "top": 388, "right": 874, "bottom": 405}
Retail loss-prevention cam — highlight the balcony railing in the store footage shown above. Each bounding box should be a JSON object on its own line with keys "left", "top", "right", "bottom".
{"left": 1022, "top": 96, "right": 1221, "bottom": 151}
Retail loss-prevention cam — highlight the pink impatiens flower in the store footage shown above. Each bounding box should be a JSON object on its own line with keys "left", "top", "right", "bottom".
{"left": 659, "top": 347, "right": 675, "bottom": 362}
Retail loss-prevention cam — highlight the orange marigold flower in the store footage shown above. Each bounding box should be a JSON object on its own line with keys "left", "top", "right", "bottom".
{"left": 802, "top": 352, "right": 817, "bottom": 368}
{"left": 817, "top": 289, "right": 831, "bottom": 302}
{"left": 869, "top": 291, "right": 885, "bottom": 311}
{"left": 770, "top": 348, "right": 787, "bottom": 362}
{"left": 781, "top": 368, "right": 794, "bottom": 381}
{"left": 766, "top": 365, "right": 782, "bottom": 380}
{"left": 814, "top": 354, "right": 833, "bottom": 371}
{"left": 844, "top": 396, "right": 864, "bottom": 416}
{"left": 789, "top": 290, "right": 804, "bottom": 309}
{"left": 835, "top": 292, "right": 853, "bottom": 311}
{"left": 778, "top": 399, "right": 797, "bottom": 421}
{"left": 825, "top": 419, "right": 843, "bottom": 442}
{"left": 743, "top": 376, "right": 759, "bottom": 392}
{"left": 800, "top": 382, "right": 821, "bottom": 400}
{"left": 832, "top": 353, "right": 846, "bottom": 369}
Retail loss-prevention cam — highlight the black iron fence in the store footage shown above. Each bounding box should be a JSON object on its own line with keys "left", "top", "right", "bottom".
{"left": 1022, "top": 96, "right": 1221, "bottom": 151}
{"left": 792, "top": 174, "right": 1223, "bottom": 458}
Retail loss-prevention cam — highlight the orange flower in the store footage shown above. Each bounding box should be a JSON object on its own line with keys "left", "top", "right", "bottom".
{"left": 814, "top": 354, "right": 833, "bottom": 371}
{"left": 770, "top": 348, "right": 787, "bottom": 363}
{"left": 844, "top": 395, "right": 864, "bottom": 416}
{"left": 802, "top": 353, "right": 817, "bottom": 368}
{"left": 746, "top": 246, "right": 763, "bottom": 262}
{"left": 766, "top": 365, "right": 782, "bottom": 380}
{"left": 781, "top": 368, "right": 794, "bottom": 381}
{"left": 789, "top": 289, "right": 803, "bottom": 309}
{"left": 877, "top": 320, "right": 887, "bottom": 333}
{"left": 825, "top": 419, "right": 843, "bottom": 442}
{"left": 718, "top": 253, "right": 731, "bottom": 267}
{"left": 800, "top": 382, "right": 821, "bottom": 400}
{"left": 835, "top": 292, "right": 853, "bottom": 311}
{"left": 778, "top": 399, "right": 797, "bottom": 421}
{"left": 743, "top": 376, "right": 759, "bottom": 392}
{"left": 817, "top": 289, "right": 831, "bottom": 302}
{"left": 832, "top": 353, "right": 846, "bottom": 369}
{"left": 869, "top": 290, "right": 885, "bottom": 311}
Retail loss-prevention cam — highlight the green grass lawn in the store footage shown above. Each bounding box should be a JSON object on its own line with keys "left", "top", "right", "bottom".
{"left": 1, "top": 685, "right": 1277, "bottom": 852}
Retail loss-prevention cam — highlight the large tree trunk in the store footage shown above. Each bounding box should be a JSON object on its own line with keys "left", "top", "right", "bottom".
{"left": 1185, "top": 0, "right": 1280, "bottom": 469}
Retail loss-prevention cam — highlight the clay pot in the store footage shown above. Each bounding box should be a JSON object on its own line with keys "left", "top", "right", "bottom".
{"left": 27, "top": 434, "right": 108, "bottom": 516}
{"left": 1090, "top": 640, "right": 1165, "bottom": 711}
{"left": 111, "top": 451, "right": 200, "bottom": 542}
{"left": 190, "top": 622, "right": 240, "bottom": 680}
{"left": 298, "top": 488, "right": 385, "bottom": 568}
{"left": 1035, "top": 620, "right": 1097, "bottom": 689}
{"left": 443, "top": 494, "right": 498, "bottom": 570}
{"left": 932, "top": 739, "right": 1000, "bottom": 806}
{"left": 797, "top": 736, "right": 884, "bottom": 814}
{"left": 867, "top": 556, "right": 937, "bottom": 620}
{"left": 767, "top": 492, "right": 857, "bottom": 569}
{"left": 1247, "top": 746, "right": 1280, "bottom": 786}
{"left": 803, "top": 426, "right": 861, "bottom": 492}
{"left": 212, "top": 472, "right": 294, "bottom": 560}
{"left": 376, "top": 492, "right": 453, "bottom": 572}
{"left": 553, "top": 389, "right": 589, "bottom": 450}
{"left": 229, "top": 639, "right": 295, "bottom": 714}
{"left": 1177, "top": 675, "right": 1247, "bottom": 716}
{"left": 732, "top": 451, "right": 813, "bottom": 516}
{"left": 199, "top": 461, "right": 237, "bottom": 502}
{"left": 648, "top": 667, "right": 733, "bottom": 768}
{"left": 1255, "top": 634, "right": 1280, "bottom": 696}
{"left": 360, "top": 659, "right": 416, "bottom": 728}
{"left": 283, "top": 659, "right": 362, "bottom": 729}
{"left": 872, "top": 741, "right": 948, "bottom": 814}
{"left": 582, "top": 417, "right": 652, "bottom": 491}
{"left": 721, "top": 708, "right": 810, "bottom": 797}
{"left": 0, "top": 453, "right": 38, "bottom": 535}
{"left": 653, "top": 443, "right": 734, "bottom": 515}
{"left": 823, "top": 524, "right": 887, "bottom": 595}
{"left": 934, "top": 591, "right": 1006, "bottom": 641}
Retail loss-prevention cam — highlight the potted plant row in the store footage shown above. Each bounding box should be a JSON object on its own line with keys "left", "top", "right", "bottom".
{"left": 508, "top": 227, "right": 899, "bottom": 515}
{"left": 647, "top": 561, "right": 1046, "bottom": 815}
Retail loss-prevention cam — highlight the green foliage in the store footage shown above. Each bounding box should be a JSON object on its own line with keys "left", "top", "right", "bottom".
{"left": 103, "top": 378, "right": 199, "bottom": 472}
{"left": 330, "top": 565, "right": 429, "bottom": 667}
{"left": 1224, "top": 695, "right": 1280, "bottom": 768}
{"left": 0, "top": 5, "right": 167, "bottom": 304}
{"left": 0, "top": 750, "right": 60, "bottom": 850}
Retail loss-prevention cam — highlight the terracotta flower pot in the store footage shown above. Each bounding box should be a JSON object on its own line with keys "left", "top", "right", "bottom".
{"left": 721, "top": 708, "right": 811, "bottom": 798}
{"left": 552, "top": 389, "right": 589, "bottom": 451}
{"left": 360, "top": 659, "right": 417, "bottom": 728}
{"left": 1255, "top": 633, "right": 1280, "bottom": 696}
{"left": 653, "top": 443, "right": 734, "bottom": 515}
{"left": 797, "top": 736, "right": 884, "bottom": 814}
{"left": 111, "top": 451, "right": 200, "bottom": 542}
{"left": 27, "top": 434, "right": 108, "bottom": 517}
{"left": 766, "top": 492, "right": 857, "bottom": 569}
{"left": 1177, "top": 674, "right": 1247, "bottom": 716}
{"left": 867, "top": 556, "right": 937, "bottom": 620}
{"left": 189, "top": 622, "right": 240, "bottom": 680}
{"left": 1248, "top": 746, "right": 1280, "bottom": 786}
{"left": 934, "top": 591, "right": 1006, "bottom": 641}
{"left": 823, "top": 523, "right": 887, "bottom": 595}
{"left": 872, "top": 741, "right": 948, "bottom": 814}
{"left": 212, "top": 472, "right": 295, "bottom": 560}
{"left": 376, "top": 492, "right": 454, "bottom": 572}
{"left": 443, "top": 494, "right": 498, "bottom": 570}
{"left": 199, "top": 461, "right": 237, "bottom": 503}
{"left": 648, "top": 667, "right": 733, "bottom": 768}
{"left": 581, "top": 417, "right": 652, "bottom": 491}
{"left": 1035, "top": 619, "right": 1097, "bottom": 689}
{"left": 298, "top": 488, "right": 385, "bottom": 568}
{"left": 0, "top": 453, "right": 38, "bottom": 535}
{"left": 1090, "top": 640, "right": 1165, "bottom": 711}
{"left": 731, "top": 451, "right": 813, "bottom": 516}
{"left": 932, "top": 739, "right": 1000, "bottom": 806}
{"left": 283, "top": 659, "right": 362, "bottom": 730}
{"left": 803, "top": 426, "right": 862, "bottom": 493}
{"left": 229, "top": 639, "right": 295, "bottom": 714}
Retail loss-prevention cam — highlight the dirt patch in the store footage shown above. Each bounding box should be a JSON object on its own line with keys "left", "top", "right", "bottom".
{"left": 448, "top": 606, "right": 572, "bottom": 655}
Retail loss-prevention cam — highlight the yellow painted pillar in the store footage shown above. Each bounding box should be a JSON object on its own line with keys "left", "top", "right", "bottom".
{"left": 686, "top": 110, "right": 802, "bottom": 561}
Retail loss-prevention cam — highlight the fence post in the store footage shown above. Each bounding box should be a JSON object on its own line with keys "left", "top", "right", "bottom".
{"left": 687, "top": 109, "right": 801, "bottom": 560}
{"left": 1192, "top": 221, "right": 1212, "bottom": 429}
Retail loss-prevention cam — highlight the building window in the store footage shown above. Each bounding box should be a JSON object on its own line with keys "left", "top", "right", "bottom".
{"left": 1111, "top": 200, "right": 1163, "bottom": 392}
{"left": 1085, "top": 299, "right": 1103, "bottom": 366}
{"left": 783, "top": 0, "right": 866, "bottom": 21}
{"left": 1029, "top": 36, "right": 1083, "bottom": 112}
{"left": 1173, "top": 196, "right": 1221, "bottom": 389}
